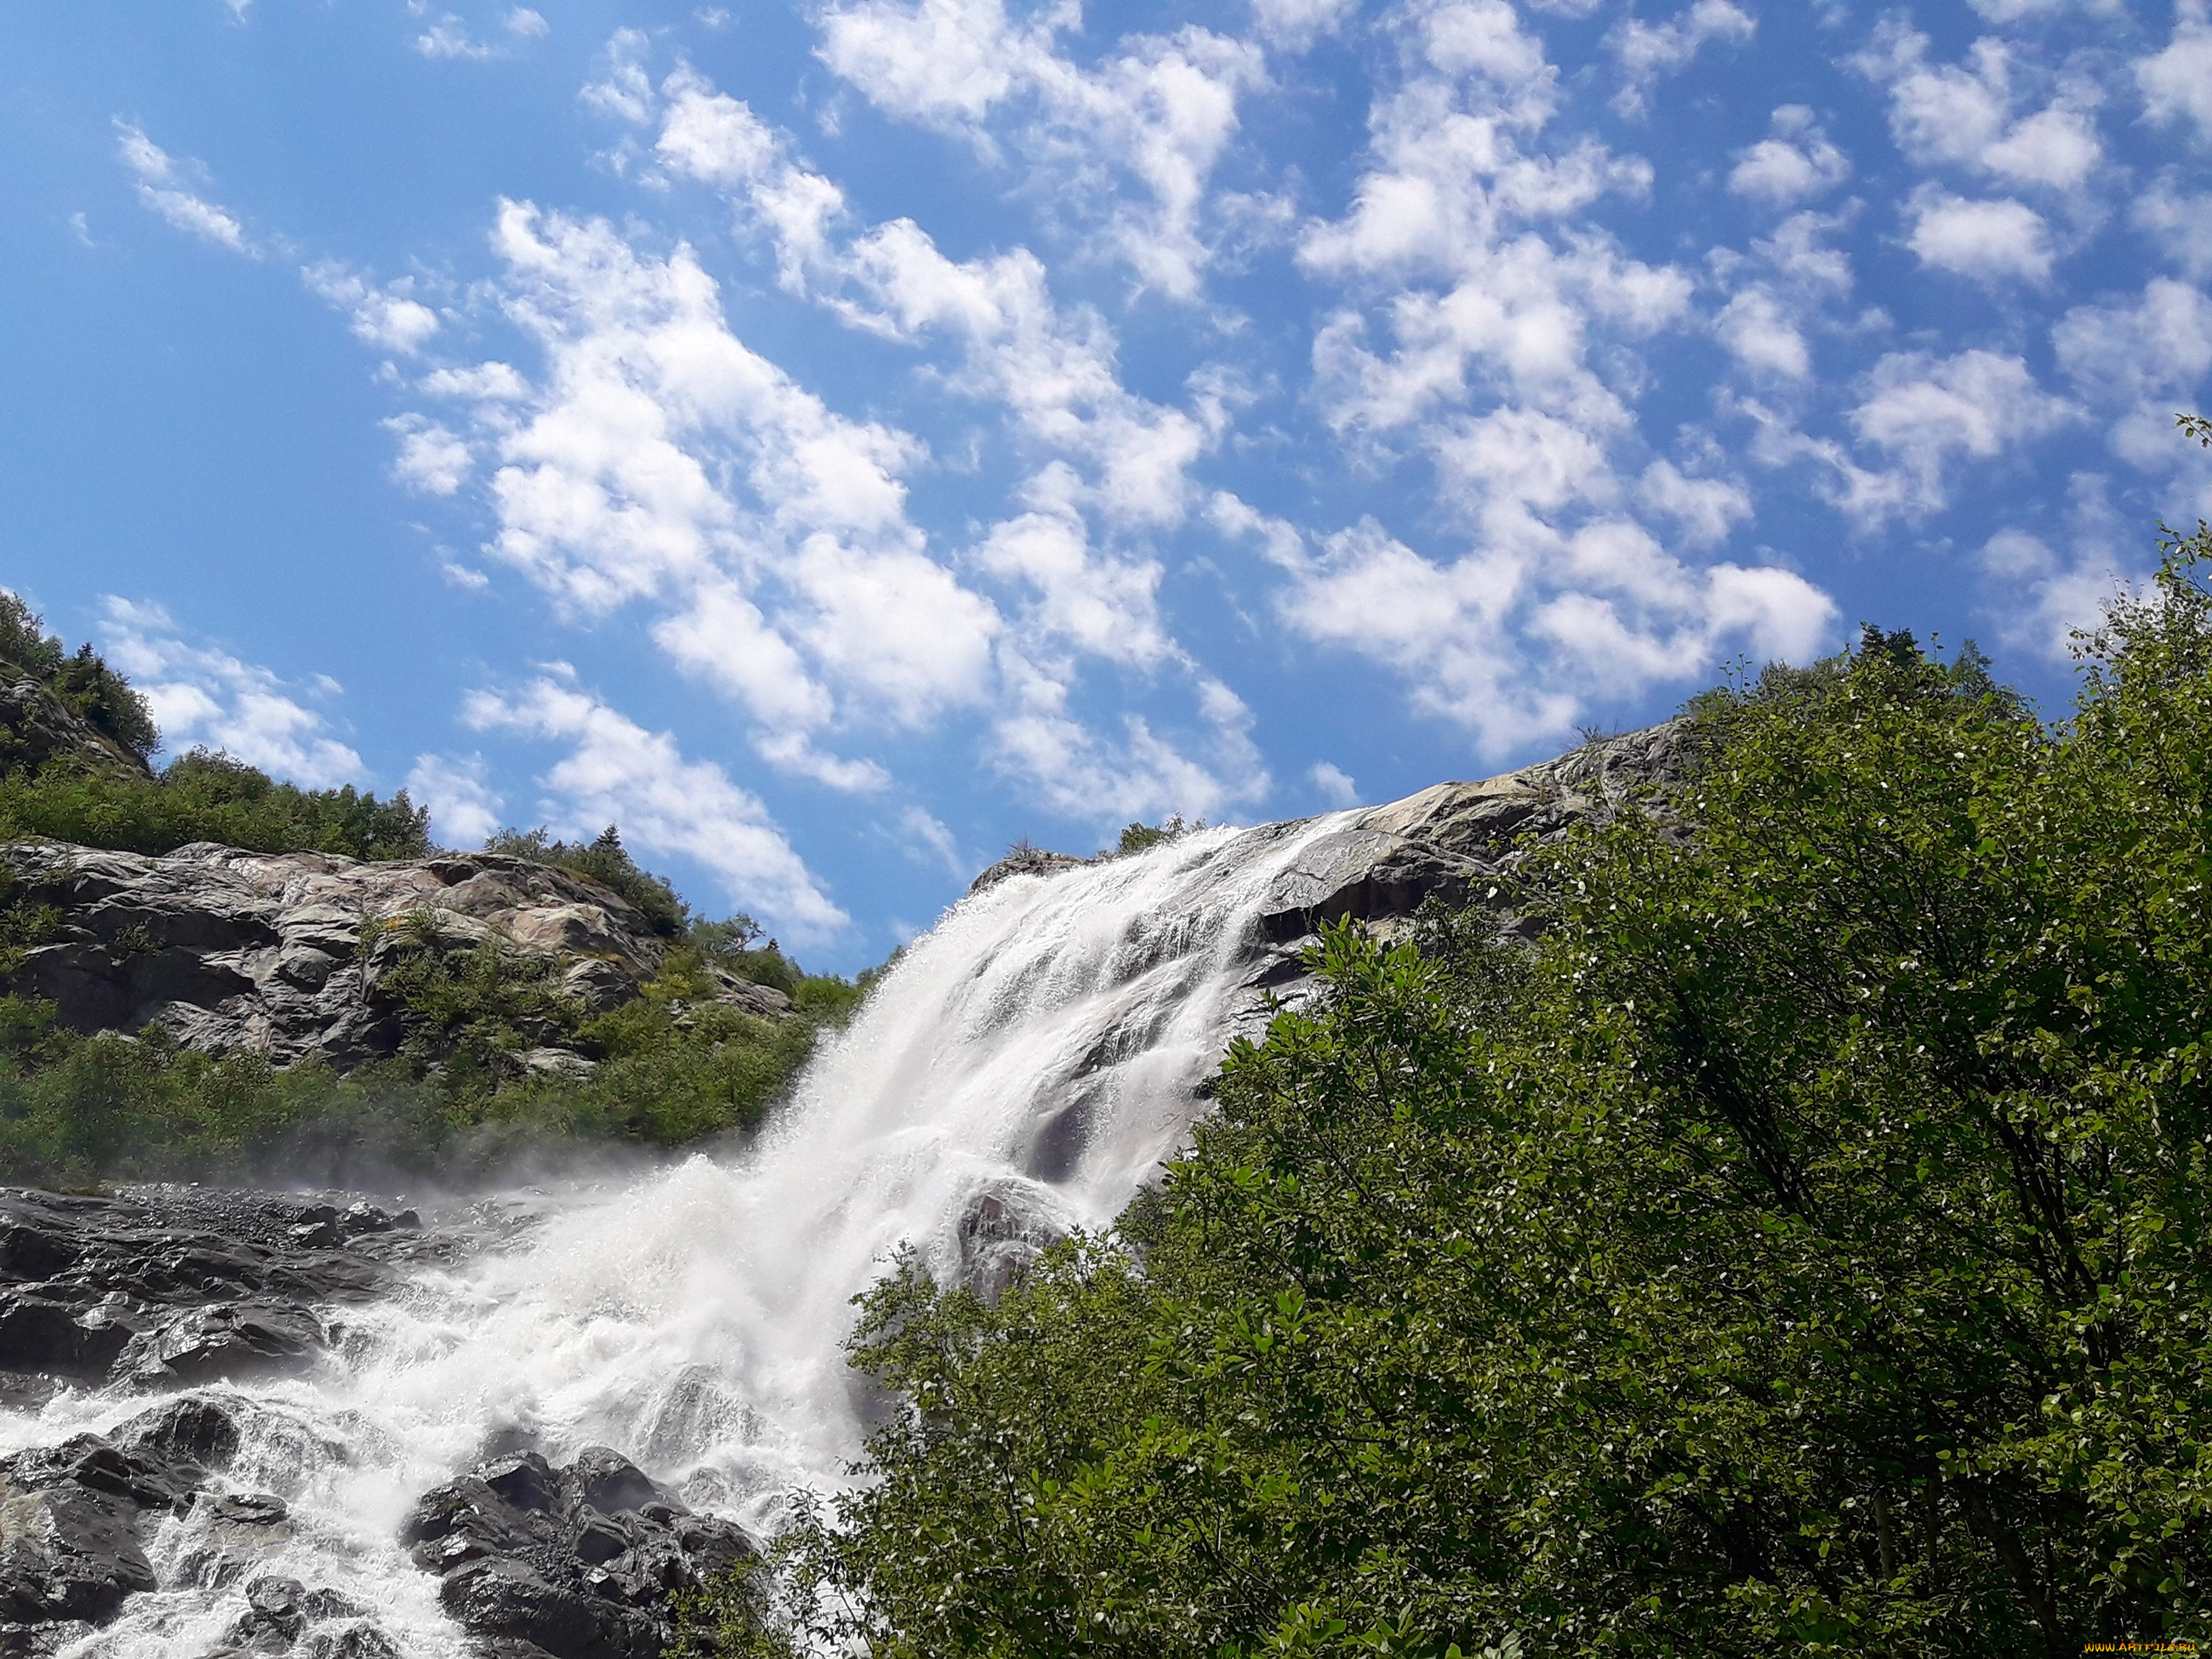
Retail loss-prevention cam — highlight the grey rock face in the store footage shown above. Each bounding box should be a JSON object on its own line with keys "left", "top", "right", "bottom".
{"left": 1251, "top": 721, "right": 1687, "bottom": 960}
{"left": 0, "top": 842, "right": 672, "bottom": 1069}
{"left": 0, "top": 1186, "right": 466, "bottom": 1395}
{"left": 402, "top": 1447, "right": 757, "bottom": 1659}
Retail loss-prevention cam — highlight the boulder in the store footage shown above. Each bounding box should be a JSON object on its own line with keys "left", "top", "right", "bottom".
{"left": 402, "top": 1447, "right": 756, "bottom": 1659}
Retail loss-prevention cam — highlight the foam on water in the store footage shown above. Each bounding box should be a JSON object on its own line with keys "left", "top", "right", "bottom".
{"left": 4, "top": 814, "right": 1347, "bottom": 1656}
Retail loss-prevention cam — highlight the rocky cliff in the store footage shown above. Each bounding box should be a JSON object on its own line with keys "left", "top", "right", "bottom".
{"left": 0, "top": 842, "right": 786, "bottom": 1074}
{"left": 0, "top": 724, "right": 1679, "bottom": 1077}
{"left": 972, "top": 721, "right": 1686, "bottom": 983}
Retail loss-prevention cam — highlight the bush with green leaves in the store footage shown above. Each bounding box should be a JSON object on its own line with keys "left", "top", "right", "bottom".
{"left": 721, "top": 533, "right": 2212, "bottom": 1657}
{"left": 0, "top": 746, "right": 431, "bottom": 862}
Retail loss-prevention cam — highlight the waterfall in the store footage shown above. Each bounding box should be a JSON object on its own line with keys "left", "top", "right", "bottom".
{"left": 0, "top": 810, "right": 1354, "bottom": 1656}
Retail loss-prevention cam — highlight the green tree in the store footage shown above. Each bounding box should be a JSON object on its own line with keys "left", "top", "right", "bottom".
{"left": 731, "top": 535, "right": 2212, "bottom": 1657}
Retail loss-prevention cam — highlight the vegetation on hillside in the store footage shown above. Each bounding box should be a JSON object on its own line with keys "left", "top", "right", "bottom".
{"left": 687, "top": 528, "right": 2212, "bottom": 1655}
{"left": 0, "top": 591, "right": 159, "bottom": 762}
{"left": 0, "top": 601, "right": 872, "bottom": 1183}
{"left": 0, "top": 594, "right": 431, "bottom": 859}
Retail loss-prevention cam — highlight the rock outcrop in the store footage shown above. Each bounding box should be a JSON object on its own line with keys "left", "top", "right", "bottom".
{"left": 0, "top": 1185, "right": 470, "bottom": 1401}
{"left": 969, "top": 721, "right": 1687, "bottom": 992}
{"left": 1248, "top": 720, "right": 1687, "bottom": 960}
{"left": 402, "top": 1447, "right": 756, "bottom": 1659}
{"left": 0, "top": 842, "right": 723, "bottom": 1069}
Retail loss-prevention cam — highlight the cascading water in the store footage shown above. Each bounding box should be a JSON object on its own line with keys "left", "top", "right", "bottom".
{"left": 0, "top": 810, "right": 1354, "bottom": 1656}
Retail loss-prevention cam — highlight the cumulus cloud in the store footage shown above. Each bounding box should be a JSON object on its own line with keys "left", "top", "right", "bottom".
{"left": 97, "top": 598, "right": 364, "bottom": 786}
{"left": 407, "top": 752, "right": 504, "bottom": 846}
{"left": 411, "top": 6, "right": 546, "bottom": 60}
{"left": 114, "top": 123, "right": 252, "bottom": 253}
{"left": 1975, "top": 522, "right": 2128, "bottom": 660}
{"left": 1256, "top": 517, "right": 1831, "bottom": 755}
{"left": 2138, "top": 1, "right": 2212, "bottom": 140}
{"left": 1906, "top": 187, "right": 2052, "bottom": 282}
{"left": 1728, "top": 106, "right": 1850, "bottom": 208}
{"left": 812, "top": 0, "right": 1266, "bottom": 299}
{"left": 1606, "top": 0, "right": 1756, "bottom": 119}
{"left": 465, "top": 671, "right": 847, "bottom": 936}
{"left": 1308, "top": 761, "right": 1359, "bottom": 807}
{"left": 1716, "top": 287, "right": 1811, "bottom": 378}
{"left": 2134, "top": 174, "right": 2212, "bottom": 281}
{"left": 1860, "top": 24, "right": 2101, "bottom": 192}
{"left": 385, "top": 414, "right": 472, "bottom": 496}
{"left": 2051, "top": 278, "right": 2212, "bottom": 469}
{"left": 303, "top": 261, "right": 441, "bottom": 352}
{"left": 1841, "top": 349, "right": 2074, "bottom": 516}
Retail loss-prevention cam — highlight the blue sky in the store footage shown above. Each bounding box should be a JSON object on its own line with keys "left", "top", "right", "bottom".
{"left": 3, "top": 0, "right": 2209, "bottom": 968}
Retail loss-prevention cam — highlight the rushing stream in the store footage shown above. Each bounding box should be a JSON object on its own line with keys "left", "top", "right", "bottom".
{"left": 0, "top": 812, "right": 1354, "bottom": 1656}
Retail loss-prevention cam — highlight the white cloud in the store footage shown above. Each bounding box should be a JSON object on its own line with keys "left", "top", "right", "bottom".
{"left": 507, "top": 8, "right": 548, "bottom": 37}
{"left": 1715, "top": 286, "right": 1811, "bottom": 378}
{"left": 408, "top": 752, "right": 504, "bottom": 846}
{"left": 653, "top": 64, "right": 1229, "bottom": 527}
{"left": 583, "top": 27, "right": 657, "bottom": 123}
{"left": 1906, "top": 188, "right": 2052, "bottom": 282}
{"left": 1308, "top": 761, "right": 1359, "bottom": 807}
{"left": 2138, "top": 1, "right": 2212, "bottom": 140}
{"left": 97, "top": 598, "right": 365, "bottom": 787}
{"left": 1259, "top": 518, "right": 1831, "bottom": 755}
{"left": 1844, "top": 348, "right": 2073, "bottom": 513}
{"left": 2051, "top": 278, "right": 2212, "bottom": 469}
{"left": 1251, "top": 0, "right": 1355, "bottom": 52}
{"left": 1605, "top": 0, "right": 1756, "bottom": 119}
{"left": 813, "top": 1, "right": 1266, "bottom": 299}
{"left": 1970, "top": 0, "right": 2120, "bottom": 17}
{"left": 385, "top": 414, "right": 473, "bottom": 496}
{"left": 1639, "top": 459, "right": 1753, "bottom": 546}
{"left": 303, "top": 260, "right": 441, "bottom": 353}
{"left": 1862, "top": 26, "right": 2102, "bottom": 192}
{"left": 896, "top": 804, "right": 966, "bottom": 880}
{"left": 986, "top": 660, "right": 1269, "bottom": 826}
{"left": 1728, "top": 106, "right": 1850, "bottom": 207}
{"left": 1975, "top": 526, "right": 2126, "bottom": 659}
{"left": 2135, "top": 174, "right": 2212, "bottom": 281}
{"left": 114, "top": 123, "right": 252, "bottom": 254}
{"left": 465, "top": 671, "right": 847, "bottom": 936}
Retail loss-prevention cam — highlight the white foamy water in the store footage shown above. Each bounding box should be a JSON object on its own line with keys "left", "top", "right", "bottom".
{"left": 3, "top": 812, "right": 1347, "bottom": 1656}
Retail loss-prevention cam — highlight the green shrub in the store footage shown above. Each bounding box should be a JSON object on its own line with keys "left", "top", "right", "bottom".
{"left": 0, "top": 750, "right": 430, "bottom": 860}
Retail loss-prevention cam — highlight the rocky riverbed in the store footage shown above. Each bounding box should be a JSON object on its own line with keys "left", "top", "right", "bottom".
{"left": 0, "top": 1185, "right": 755, "bottom": 1659}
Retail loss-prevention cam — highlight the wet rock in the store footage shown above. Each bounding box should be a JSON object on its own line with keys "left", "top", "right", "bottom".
{"left": 403, "top": 1446, "right": 756, "bottom": 1659}
{"left": 966, "top": 844, "right": 1092, "bottom": 895}
{"left": 0, "top": 1186, "right": 466, "bottom": 1394}
{"left": 301, "top": 1627, "right": 402, "bottom": 1659}
{"left": 115, "top": 1395, "right": 244, "bottom": 1473}
{"left": 0, "top": 1418, "right": 231, "bottom": 1639}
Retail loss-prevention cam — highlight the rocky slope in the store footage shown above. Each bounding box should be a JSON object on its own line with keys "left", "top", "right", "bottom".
{"left": 0, "top": 841, "right": 788, "bottom": 1073}
{"left": 972, "top": 721, "right": 1687, "bottom": 991}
